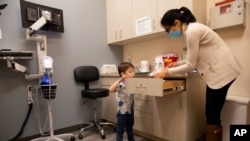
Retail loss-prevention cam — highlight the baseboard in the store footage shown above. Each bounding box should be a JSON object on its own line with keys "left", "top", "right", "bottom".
{"left": 133, "top": 130, "right": 169, "bottom": 141}
{"left": 195, "top": 134, "right": 205, "bottom": 141}
{"left": 17, "top": 124, "right": 81, "bottom": 141}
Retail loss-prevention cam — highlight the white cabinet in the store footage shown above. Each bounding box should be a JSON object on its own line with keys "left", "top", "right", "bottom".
{"left": 152, "top": 92, "right": 186, "bottom": 141}
{"left": 157, "top": 0, "right": 193, "bottom": 32}
{"left": 126, "top": 77, "right": 187, "bottom": 141}
{"left": 101, "top": 77, "right": 118, "bottom": 123}
{"left": 134, "top": 95, "right": 153, "bottom": 134}
{"left": 132, "top": 0, "right": 158, "bottom": 36}
{"left": 132, "top": 0, "right": 194, "bottom": 36}
{"left": 106, "top": 0, "right": 133, "bottom": 43}
{"left": 106, "top": 0, "right": 207, "bottom": 45}
{"left": 101, "top": 74, "right": 206, "bottom": 141}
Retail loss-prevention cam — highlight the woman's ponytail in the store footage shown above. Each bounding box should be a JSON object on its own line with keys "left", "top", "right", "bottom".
{"left": 179, "top": 7, "right": 196, "bottom": 24}
{"left": 161, "top": 6, "right": 196, "bottom": 26}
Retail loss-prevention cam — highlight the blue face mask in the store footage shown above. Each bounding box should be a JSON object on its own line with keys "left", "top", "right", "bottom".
{"left": 168, "top": 30, "right": 182, "bottom": 38}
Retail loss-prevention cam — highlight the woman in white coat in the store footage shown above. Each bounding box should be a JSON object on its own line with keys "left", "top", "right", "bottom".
{"left": 154, "top": 7, "right": 242, "bottom": 141}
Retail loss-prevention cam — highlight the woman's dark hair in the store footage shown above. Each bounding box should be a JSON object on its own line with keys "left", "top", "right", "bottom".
{"left": 161, "top": 7, "right": 196, "bottom": 26}
{"left": 117, "top": 62, "right": 134, "bottom": 77}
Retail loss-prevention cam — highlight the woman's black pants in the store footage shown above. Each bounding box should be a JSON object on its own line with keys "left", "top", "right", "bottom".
{"left": 205, "top": 79, "right": 235, "bottom": 125}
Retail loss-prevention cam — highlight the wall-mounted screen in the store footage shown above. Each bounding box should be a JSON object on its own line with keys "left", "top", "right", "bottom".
{"left": 20, "top": 0, "right": 64, "bottom": 33}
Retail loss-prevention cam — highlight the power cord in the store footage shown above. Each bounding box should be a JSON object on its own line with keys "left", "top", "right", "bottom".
{"left": 32, "top": 85, "right": 49, "bottom": 136}
{"left": 9, "top": 103, "right": 33, "bottom": 141}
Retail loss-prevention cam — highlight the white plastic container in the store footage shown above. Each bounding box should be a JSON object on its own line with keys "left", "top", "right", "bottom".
{"left": 221, "top": 95, "right": 250, "bottom": 141}
{"left": 139, "top": 60, "right": 149, "bottom": 72}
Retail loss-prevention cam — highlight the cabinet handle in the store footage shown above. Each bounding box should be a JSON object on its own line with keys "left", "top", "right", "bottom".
{"left": 135, "top": 84, "right": 147, "bottom": 94}
{"left": 115, "top": 30, "right": 118, "bottom": 40}
{"left": 152, "top": 19, "right": 156, "bottom": 31}
{"left": 119, "top": 29, "right": 122, "bottom": 39}
{"left": 136, "top": 84, "right": 147, "bottom": 89}
{"left": 179, "top": 96, "right": 182, "bottom": 109}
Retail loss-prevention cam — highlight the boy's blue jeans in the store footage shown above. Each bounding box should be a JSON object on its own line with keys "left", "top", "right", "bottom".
{"left": 116, "top": 113, "right": 135, "bottom": 141}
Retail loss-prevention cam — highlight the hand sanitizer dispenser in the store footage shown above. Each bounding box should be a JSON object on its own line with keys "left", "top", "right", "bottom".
{"left": 209, "top": 0, "right": 246, "bottom": 30}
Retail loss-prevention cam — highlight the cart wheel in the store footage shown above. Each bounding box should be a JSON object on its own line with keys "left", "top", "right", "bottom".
{"left": 79, "top": 134, "right": 83, "bottom": 139}
{"left": 101, "top": 134, "right": 106, "bottom": 139}
{"left": 70, "top": 136, "right": 76, "bottom": 141}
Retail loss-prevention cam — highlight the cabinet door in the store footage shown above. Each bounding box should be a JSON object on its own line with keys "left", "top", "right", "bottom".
{"left": 152, "top": 92, "right": 187, "bottom": 141}
{"left": 132, "top": 0, "right": 158, "bottom": 36}
{"left": 119, "top": 0, "right": 133, "bottom": 41}
{"left": 102, "top": 86, "right": 117, "bottom": 123}
{"left": 106, "top": 0, "right": 119, "bottom": 43}
{"left": 134, "top": 111, "right": 153, "bottom": 134}
{"left": 106, "top": 0, "right": 133, "bottom": 43}
{"left": 158, "top": 0, "right": 193, "bottom": 32}
{"left": 101, "top": 77, "right": 118, "bottom": 123}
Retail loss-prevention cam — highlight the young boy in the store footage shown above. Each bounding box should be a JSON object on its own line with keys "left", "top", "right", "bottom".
{"left": 109, "top": 62, "right": 135, "bottom": 141}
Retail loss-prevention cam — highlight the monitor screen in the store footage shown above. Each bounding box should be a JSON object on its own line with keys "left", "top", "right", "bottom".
{"left": 20, "top": 0, "right": 64, "bottom": 33}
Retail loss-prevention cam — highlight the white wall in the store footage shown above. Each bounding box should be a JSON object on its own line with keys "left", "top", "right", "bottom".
{"left": 0, "top": 0, "right": 122, "bottom": 140}
{"left": 207, "top": 0, "right": 250, "bottom": 97}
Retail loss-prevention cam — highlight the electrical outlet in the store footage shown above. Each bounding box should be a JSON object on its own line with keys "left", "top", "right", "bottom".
{"left": 27, "top": 85, "right": 33, "bottom": 104}
{"left": 126, "top": 56, "right": 131, "bottom": 62}
{"left": 0, "top": 28, "right": 2, "bottom": 39}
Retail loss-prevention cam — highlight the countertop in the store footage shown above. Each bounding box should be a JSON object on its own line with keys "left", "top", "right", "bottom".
{"left": 100, "top": 71, "right": 199, "bottom": 78}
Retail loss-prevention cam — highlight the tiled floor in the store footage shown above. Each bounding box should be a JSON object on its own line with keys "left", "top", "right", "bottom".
{"left": 70, "top": 127, "right": 152, "bottom": 141}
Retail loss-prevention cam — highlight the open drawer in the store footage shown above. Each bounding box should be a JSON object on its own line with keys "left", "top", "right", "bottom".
{"left": 126, "top": 78, "right": 186, "bottom": 97}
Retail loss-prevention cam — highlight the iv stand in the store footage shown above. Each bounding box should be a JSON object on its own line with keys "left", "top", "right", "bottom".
{"left": 6, "top": 11, "right": 75, "bottom": 141}
{"left": 28, "top": 11, "right": 75, "bottom": 141}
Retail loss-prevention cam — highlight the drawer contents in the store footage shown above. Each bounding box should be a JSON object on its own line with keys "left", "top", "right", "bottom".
{"left": 163, "top": 80, "right": 186, "bottom": 91}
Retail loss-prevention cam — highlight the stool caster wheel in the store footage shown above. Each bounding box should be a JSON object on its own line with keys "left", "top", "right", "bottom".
{"left": 79, "top": 134, "right": 83, "bottom": 140}
{"left": 70, "top": 136, "right": 76, "bottom": 141}
{"left": 101, "top": 134, "right": 105, "bottom": 139}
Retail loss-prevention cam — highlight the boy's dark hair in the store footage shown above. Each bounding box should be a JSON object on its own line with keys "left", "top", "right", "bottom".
{"left": 161, "top": 7, "right": 196, "bottom": 27}
{"left": 117, "top": 62, "right": 134, "bottom": 77}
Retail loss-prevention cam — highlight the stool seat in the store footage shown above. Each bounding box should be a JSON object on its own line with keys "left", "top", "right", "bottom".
{"left": 81, "top": 88, "right": 109, "bottom": 99}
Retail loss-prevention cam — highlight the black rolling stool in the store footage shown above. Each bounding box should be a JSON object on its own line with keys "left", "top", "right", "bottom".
{"left": 74, "top": 66, "right": 116, "bottom": 140}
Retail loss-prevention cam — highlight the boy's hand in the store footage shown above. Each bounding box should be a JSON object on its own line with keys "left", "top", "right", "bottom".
{"left": 122, "top": 74, "right": 130, "bottom": 79}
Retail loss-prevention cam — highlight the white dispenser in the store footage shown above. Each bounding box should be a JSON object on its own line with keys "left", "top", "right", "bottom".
{"left": 221, "top": 95, "right": 250, "bottom": 141}
{"left": 209, "top": 0, "right": 246, "bottom": 30}
{"left": 139, "top": 60, "right": 149, "bottom": 72}
{"left": 154, "top": 56, "right": 164, "bottom": 71}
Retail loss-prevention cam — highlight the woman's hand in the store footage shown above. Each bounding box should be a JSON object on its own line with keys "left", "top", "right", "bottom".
{"left": 167, "top": 62, "right": 178, "bottom": 68}
{"left": 153, "top": 68, "right": 169, "bottom": 78}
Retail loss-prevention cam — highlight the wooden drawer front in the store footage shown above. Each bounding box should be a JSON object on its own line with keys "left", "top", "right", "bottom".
{"left": 134, "top": 94, "right": 152, "bottom": 101}
{"left": 134, "top": 100, "right": 152, "bottom": 114}
{"left": 126, "top": 78, "right": 186, "bottom": 96}
{"left": 134, "top": 111, "right": 153, "bottom": 134}
{"left": 101, "top": 77, "right": 118, "bottom": 86}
